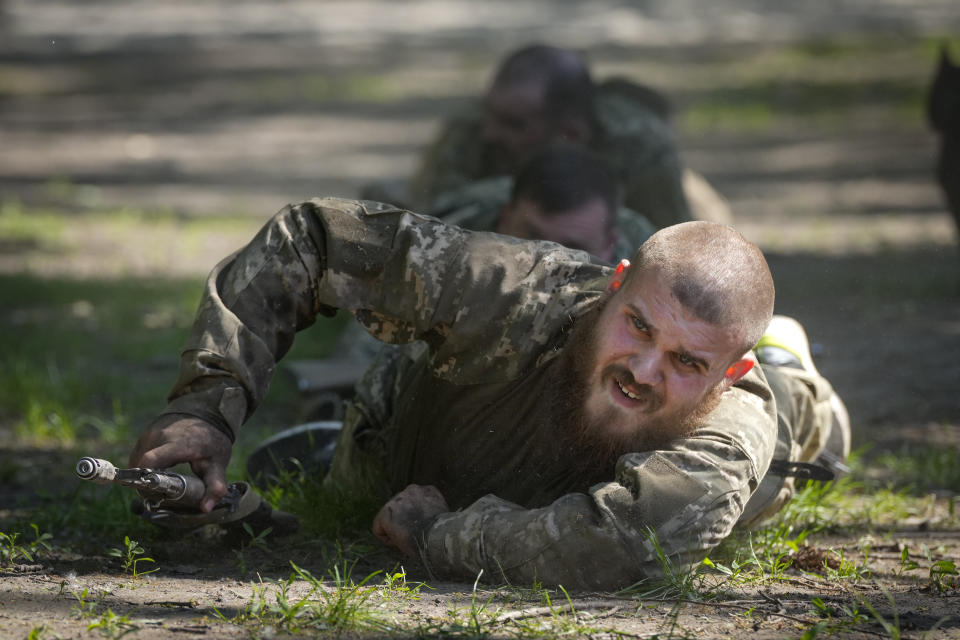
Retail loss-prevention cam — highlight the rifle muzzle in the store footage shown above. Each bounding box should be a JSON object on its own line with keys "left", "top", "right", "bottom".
{"left": 76, "top": 457, "right": 116, "bottom": 483}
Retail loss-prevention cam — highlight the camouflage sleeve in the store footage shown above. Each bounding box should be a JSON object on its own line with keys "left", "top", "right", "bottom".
{"left": 162, "top": 197, "right": 606, "bottom": 435}
{"left": 163, "top": 197, "right": 472, "bottom": 435}
{"left": 162, "top": 200, "right": 333, "bottom": 437}
{"left": 423, "top": 368, "right": 777, "bottom": 591}
{"left": 409, "top": 103, "right": 486, "bottom": 209}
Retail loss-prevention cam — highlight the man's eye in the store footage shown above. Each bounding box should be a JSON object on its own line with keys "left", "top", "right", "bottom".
{"left": 631, "top": 316, "right": 647, "bottom": 332}
{"left": 676, "top": 353, "right": 700, "bottom": 371}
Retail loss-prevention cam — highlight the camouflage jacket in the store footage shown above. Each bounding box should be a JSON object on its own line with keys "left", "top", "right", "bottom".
{"left": 331, "top": 177, "right": 658, "bottom": 361}
{"left": 163, "top": 197, "right": 777, "bottom": 590}
{"left": 411, "top": 80, "right": 693, "bottom": 230}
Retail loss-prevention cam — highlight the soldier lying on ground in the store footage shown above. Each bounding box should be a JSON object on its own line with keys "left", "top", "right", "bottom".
{"left": 129, "top": 198, "right": 848, "bottom": 590}
{"left": 381, "top": 43, "right": 730, "bottom": 229}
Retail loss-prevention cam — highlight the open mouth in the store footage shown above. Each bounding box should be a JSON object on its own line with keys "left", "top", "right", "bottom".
{"left": 616, "top": 378, "right": 642, "bottom": 400}
{"left": 611, "top": 375, "right": 660, "bottom": 412}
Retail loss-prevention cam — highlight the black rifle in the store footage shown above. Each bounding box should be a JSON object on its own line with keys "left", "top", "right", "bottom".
{"left": 74, "top": 456, "right": 299, "bottom": 536}
{"left": 75, "top": 456, "right": 207, "bottom": 512}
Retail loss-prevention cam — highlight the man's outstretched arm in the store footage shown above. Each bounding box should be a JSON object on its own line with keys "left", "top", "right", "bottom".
{"left": 130, "top": 198, "right": 471, "bottom": 500}
{"left": 130, "top": 197, "right": 606, "bottom": 504}
{"left": 129, "top": 201, "right": 335, "bottom": 506}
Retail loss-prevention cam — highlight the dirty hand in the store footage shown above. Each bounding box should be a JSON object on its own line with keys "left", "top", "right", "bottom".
{"left": 372, "top": 484, "right": 449, "bottom": 556}
{"left": 129, "top": 414, "right": 232, "bottom": 513}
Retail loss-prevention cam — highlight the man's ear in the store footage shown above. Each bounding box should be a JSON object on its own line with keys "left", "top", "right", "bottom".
{"left": 722, "top": 358, "right": 754, "bottom": 389}
{"left": 607, "top": 258, "right": 630, "bottom": 293}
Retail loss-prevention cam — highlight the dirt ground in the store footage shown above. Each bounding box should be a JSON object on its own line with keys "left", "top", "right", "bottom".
{"left": 2, "top": 1, "right": 960, "bottom": 638}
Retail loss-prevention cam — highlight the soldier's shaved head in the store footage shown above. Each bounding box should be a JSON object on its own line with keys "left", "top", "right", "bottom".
{"left": 551, "top": 222, "right": 773, "bottom": 471}
{"left": 627, "top": 222, "right": 775, "bottom": 355}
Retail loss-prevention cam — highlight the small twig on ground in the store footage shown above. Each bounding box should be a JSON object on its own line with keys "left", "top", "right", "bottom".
{"left": 786, "top": 575, "right": 846, "bottom": 592}
{"left": 580, "top": 606, "right": 622, "bottom": 621}
{"left": 0, "top": 564, "right": 45, "bottom": 576}
{"left": 494, "top": 594, "right": 893, "bottom": 637}
{"left": 496, "top": 599, "right": 629, "bottom": 622}
{"left": 758, "top": 591, "right": 784, "bottom": 609}
{"left": 142, "top": 600, "right": 199, "bottom": 608}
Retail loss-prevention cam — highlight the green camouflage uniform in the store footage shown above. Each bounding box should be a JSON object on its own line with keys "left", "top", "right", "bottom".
{"left": 411, "top": 82, "right": 692, "bottom": 230}
{"left": 162, "top": 197, "right": 834, "bottom": 590}
{"left": 331, "top": 177, "right": 657, "bottom": 361}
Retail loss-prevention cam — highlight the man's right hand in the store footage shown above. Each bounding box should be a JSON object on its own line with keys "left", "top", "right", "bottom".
{"left": 128, "top": 415, "right": 232, "bottom": 513}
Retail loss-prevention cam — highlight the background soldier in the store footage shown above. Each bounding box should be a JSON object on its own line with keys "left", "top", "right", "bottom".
{"left": 398, "top": 44, "right": 731, "bottom": 229}
{"left": 432, "top": 144, "right": 657, "bottom": 263}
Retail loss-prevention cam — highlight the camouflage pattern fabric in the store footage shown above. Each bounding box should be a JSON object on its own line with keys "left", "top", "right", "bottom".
{"left": 736, "top": 365, "right": 836, "bottom": 528}
{"left": 410, "top": 81, "right": 692, "bottom": 230}
{"left": 330, "top": 177, "right": 658, "bottom": 362}
{"left": 163, "top": 197, "right": 833, "bottom": 590}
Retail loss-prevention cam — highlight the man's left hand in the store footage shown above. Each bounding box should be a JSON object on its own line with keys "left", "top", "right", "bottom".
{"left": 372, "top": 484, "right": 449, "bottom": 556}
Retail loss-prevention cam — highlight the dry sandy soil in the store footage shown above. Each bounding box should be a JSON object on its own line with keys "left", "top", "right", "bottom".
{"left": 1, "top": 1, "right": 959, "bottom": 638}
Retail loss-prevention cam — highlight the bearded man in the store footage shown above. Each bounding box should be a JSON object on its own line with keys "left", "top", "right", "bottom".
{"left": 130, "top": 197, "right": 846, "bottom": 590}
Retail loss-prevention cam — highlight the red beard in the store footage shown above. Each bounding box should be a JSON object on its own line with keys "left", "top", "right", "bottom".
{"left": 549, "top": 298, "right": 724, "bottom": 482}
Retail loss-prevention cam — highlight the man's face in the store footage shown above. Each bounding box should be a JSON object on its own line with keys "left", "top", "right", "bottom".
{"left": 482, "top": 83, "right": 553, "bottom": 175}
{"left": 564, "top": 265, "right": 745, "bottom": 454}
{"left": 496, "top": 196, "right": 616, "bottom": 261}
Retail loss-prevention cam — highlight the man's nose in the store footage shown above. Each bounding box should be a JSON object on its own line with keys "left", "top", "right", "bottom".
{"left": 627, "top": 350, "right": 664, "bottom": 387}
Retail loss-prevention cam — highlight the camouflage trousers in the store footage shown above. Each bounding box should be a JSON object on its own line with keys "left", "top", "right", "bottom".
{"left": 737, "top": 364, "right": 837, "bottom": 528}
